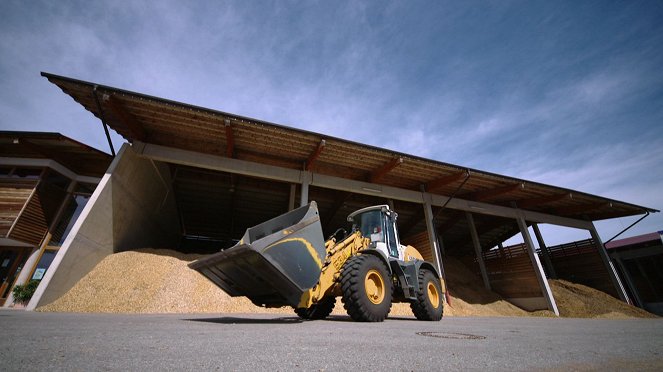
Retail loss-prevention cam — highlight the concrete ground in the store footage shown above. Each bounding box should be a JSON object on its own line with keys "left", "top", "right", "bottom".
{"left": 1, "top": 310, "right": 661, "bottom": 371}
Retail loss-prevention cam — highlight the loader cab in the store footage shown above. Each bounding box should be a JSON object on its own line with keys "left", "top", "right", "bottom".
{"left": 348, "top": 205, "right": 401, "bottom": 259}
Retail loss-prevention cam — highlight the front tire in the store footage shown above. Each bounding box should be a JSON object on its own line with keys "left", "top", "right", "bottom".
{"left": 340, "top": 254, "right": 392, "bottom": 322}
{"left": 410, "top": 269, "right": 444, "bottom": 321}
{"left": 294, "top": 296, "right": 336, "bottom": 320}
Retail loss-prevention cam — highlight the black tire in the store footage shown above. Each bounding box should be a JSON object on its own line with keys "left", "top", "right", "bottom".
{"left": 294, "top": 296, "right": 336, "bottom": 320}
{"left": 410, "top": 269, "right": 444, "bottom": 321}
{"left": 340, "top": 254, "right": 392, "bottom": 322}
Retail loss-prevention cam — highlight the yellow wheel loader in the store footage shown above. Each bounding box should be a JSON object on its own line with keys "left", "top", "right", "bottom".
{"left": 189, "top": 202, "right": 443, "bottom": 322}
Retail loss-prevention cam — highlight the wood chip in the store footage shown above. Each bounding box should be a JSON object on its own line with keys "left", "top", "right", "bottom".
{"left": 37, "top": 249, "right": 655, "bottom": 318}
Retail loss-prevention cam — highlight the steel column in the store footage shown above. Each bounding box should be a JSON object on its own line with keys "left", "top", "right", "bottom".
{"left": 422, "top": 193, "right": 442, "bottom": 278}
{"left": 532, "top": 224, "right": 557, "bottom": 279}
{"left": 588, "top": 223, "right": 630, "bottom": 303}
{"left": 613, "top": 257, "right": 643, "bottom": 307}
{"left": 465, "top": 212, "right": 491, "bottom": 291}
{"left": 516, "top": 217, "right": 559, "bottom": 315}
{"left": 288, "top": 184, "right": 296, "bottom": 211}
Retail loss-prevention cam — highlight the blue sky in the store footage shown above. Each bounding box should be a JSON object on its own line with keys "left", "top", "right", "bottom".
{"left": 1, "top": 1, "right": 662, "bottom": 244}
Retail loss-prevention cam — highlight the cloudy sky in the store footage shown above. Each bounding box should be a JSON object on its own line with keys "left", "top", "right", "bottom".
{"left": 1, "top": 1, "right": 662, "bottom": 243}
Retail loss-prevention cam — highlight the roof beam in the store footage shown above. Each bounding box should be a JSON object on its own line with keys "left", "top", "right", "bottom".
{"left": 370, "top": 157, "right": 403, "bottom": 183}
{"left": 517, "top": 193, "right": 573, "bottom": 209}
{"left": 425, "top": 171, "right": 468, "bottom": 192}
{"left": 107, "top": 96, "right": 146, "bottom": 141}
{"left": 224, "top": 119, "right": 234, "bottom": 158}
{"left": 468, "top": 183, "right": 524, "bottom": 202}
{"left": 135, "top": 142, "right": 595, "bottom": 230}
{"left": 305, "top": 139, "right": 326, "bottom": 171}
{"left": 15, "top": 138, "right": 70, "bottom": 167}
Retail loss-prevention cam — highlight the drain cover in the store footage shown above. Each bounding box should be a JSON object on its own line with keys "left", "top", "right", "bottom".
{"left": 416, "top": 331, "right": 486, "bottom": 340}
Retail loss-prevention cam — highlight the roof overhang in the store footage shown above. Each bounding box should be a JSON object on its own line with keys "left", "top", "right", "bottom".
{"left": 40, "top": 71, "right": 657, "bottom": 225}
{"left": 0, "top": 131, "right": 112, "bottom": 178}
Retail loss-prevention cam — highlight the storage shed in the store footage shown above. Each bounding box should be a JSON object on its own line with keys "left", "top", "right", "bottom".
{"left": 27, "top": 72, "right": 658, "bottom": 314}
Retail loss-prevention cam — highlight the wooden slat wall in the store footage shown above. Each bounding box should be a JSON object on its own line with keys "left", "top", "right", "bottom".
{"left": 546, "top": 239, "right": 618, "bottom": 297}
{"left": 9, "top": 183, "right": 67, "bottom": 246}
{"left": 0, "top": 179, "right": 38, "bottom": 238}
{"left": 402, "top": 231, "right": 434, "bottom": 263}
{"left": 482, "top": 244, "right": 542, "bottom": 298}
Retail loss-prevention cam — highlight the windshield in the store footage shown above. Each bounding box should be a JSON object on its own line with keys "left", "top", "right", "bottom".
{"left": 352, "top": 210, "right": 384, "bottom": 243}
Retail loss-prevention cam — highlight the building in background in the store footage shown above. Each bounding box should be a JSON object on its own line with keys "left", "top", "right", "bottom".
{"left": 0, "top": 131, "right": 111, "bottom": 307}
{"left": 606, "top": 231, "right": 663, "bottom": 316}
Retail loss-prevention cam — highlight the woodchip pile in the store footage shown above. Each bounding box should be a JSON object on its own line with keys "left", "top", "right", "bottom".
{"left": 38, "top": 249, "right": 655, "bottom": 318}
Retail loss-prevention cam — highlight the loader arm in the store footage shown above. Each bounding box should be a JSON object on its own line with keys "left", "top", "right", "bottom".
{"left": 297, "top": 231, "right": 370, "bottom": 308}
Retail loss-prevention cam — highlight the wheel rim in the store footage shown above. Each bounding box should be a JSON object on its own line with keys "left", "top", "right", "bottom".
{"left": 427, "top": 282, "right": 440, "bottom": 309}
{"left": 365, "top": 269, "right": 385, "bottom": 305}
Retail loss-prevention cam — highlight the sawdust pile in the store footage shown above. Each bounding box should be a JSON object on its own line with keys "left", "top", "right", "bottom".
{"left": 441, "top": 256, "right": 537, "bottom": 317}
{"left": 38, "top": 249, "right": 655, "bottom": 318}
{"left": 38, "top": 249, "right": 292, "bottom": 314}
{"left": 548, "top": 279, "right": 655, "bottom": 318}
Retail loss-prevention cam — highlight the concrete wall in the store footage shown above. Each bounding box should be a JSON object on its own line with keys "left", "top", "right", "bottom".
{"left": 28, "top": 144, "right": 180, "bottom": 309}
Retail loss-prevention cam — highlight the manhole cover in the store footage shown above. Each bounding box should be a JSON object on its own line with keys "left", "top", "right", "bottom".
{"left": 416, "top": 331, "right": 486, "bottom": 340}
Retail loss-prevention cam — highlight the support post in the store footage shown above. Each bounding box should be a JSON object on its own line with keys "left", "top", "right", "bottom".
{"left": 613, "top": 257, "right": 643, "bottom": 307}
{"left": 422, "top": 193, "right": 442, "bottom": 278}
{"left": 588, "top": 223, "right": 630, "bottom": 303}
{"left": 465, "top": 212, "right": 491, "bottom": 291}
{"left": 300, "top": 171, "right": 311, "bottom": 207}
{"left": 288, "top": 184, "right": 296, "bottom": 211}
{"left": 532, "top": 224, "right": 557, "bottom": 279}
{"left": 516, "top": 217, "right": 559, "bottom": 315}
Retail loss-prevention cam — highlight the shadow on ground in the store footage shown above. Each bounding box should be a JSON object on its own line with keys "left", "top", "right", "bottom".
{"left": 183, "top": 316, "right": 304, "bottom": 324}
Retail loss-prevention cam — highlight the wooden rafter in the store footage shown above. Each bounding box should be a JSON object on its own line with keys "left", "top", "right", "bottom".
{"left": 425, "top": 171, "right": 468, "bottom": 192}
{"left": 517, "top": 193, "right": 573, "bottom": 209}
{"left": 370, "top": 157, "right": 403, "bottom": 183}
{"left": 305, "top": 139, "right": 326, "bottom": 171}
{"left": 224, "top": 119, "right": 235, "bottom": 158}
{"left": 468, "top": 183, "right": 524, "bottom": 202}
{"left": 107, "top": 96, "right": 146, "bottom": 141}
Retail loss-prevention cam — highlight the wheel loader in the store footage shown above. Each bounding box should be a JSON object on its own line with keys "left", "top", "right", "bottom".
{"left": 189, "top": 201, "right": 444, "bottom": 322}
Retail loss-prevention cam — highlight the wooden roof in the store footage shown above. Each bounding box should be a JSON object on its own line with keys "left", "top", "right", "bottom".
{"left": 0, "top": 131, "right": 112, "bottom": 178}
{"left": 41, "top": 72, "right": 655, "bottom": 230}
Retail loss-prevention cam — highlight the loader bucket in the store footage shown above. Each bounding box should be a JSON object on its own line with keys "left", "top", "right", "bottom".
{"left": 188, "top": 202, "right": 326, "bottom": 308}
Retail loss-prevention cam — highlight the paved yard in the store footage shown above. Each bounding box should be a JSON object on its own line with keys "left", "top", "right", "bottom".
{"left": 1, "top": 311, "right": 661, "bottom": 371}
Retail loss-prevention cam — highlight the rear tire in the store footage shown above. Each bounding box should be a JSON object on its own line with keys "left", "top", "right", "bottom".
{"left": 340, "top": 254, "right": 392, "bottom": 322}
{"left": 410, "top": 269, "right": 444, "bottom": 321}
{"left": 294, "top": 297, "right": 336, "bottom": 320}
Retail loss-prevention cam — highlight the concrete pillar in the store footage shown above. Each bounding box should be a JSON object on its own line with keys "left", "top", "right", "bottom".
{"left": 517, "top": 217, "right": 559, "bottom": 315}
{"left": 465, "top": 212, "right": 491, "bottom": 291}
{"left": 300, "top": 171, "right": 311, "bottom": 207}
{"left": 588, "top": 224, "right": 630, "bottom": 303}
{"left": 422, "top": 192, "right": 442, "bottom": 278}
{"left": 532, "top": 224, "right": 557, "bottom": 279}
